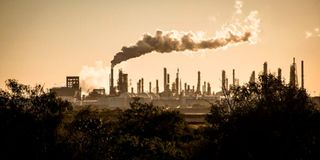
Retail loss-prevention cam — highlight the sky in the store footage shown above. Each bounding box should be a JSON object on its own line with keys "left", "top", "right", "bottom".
{"left": 0, "top": 0, "right": 319, "bottom": 96}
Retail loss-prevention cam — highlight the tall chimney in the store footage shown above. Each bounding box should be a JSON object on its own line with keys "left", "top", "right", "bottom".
{"left": 109, "top": 67, "right": 115, "bottom": 95}
{"left": 226, "top": 78, "right": 229, "bottom": 91}
{"left": 196, "top": 71, "right": 201, "bottom": 94}
{"left": 249, "top": 71, "right": 255, "bottom": 83}
{"left": 263, "top": 62, "right": 268, "bottom": 75}
{"left": 232, "top": 69, "right": 235, "bottom": 86}
{"left": 290, "top": 57, "right": 298, "bottom": 87}
{"left": 167, "top": 74, "right": 170, "bottom": 91}
{"left": 179, "top": 79, "right": 182, "bottom": 95}
{"left": 175, "top": 69, "right": 179, "bottom": 95}
{"left": 118, "top": 69, "right": 123, "bottom": 93}
{"left": 156, "top": 79, "right": 159, "bottom": 94}
{"left": 149, "top": 82, "right": 152, "bottom": 93}
{"left": 301, "top": 60, "right": 304, "bottom": 89}
{"left": 164, "top": 68, "right": 167, "bottom": 92}
{"left": 123, "top": 74, "right": 128, "bottom": 93}
{"left": 277, "top": 68, "right": 282, "bottom": 80}
{"left": 207, "top": 82, "right": 211, "bottom": 95}
{"left": 141, "top": 78, "right": 144, "bottom": 93}
{"left": 222, "top": 70, "right": 226, "bottom": 91}
{"left": 137, "top": 79, "right": 141, "bottom": 94}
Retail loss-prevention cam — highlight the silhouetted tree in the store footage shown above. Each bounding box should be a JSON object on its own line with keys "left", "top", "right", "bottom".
{"left": 201, "top": 74, "right": 320, "bottom": 160}
{"left": 0, "top": 79, "right": 72, "bottom": 160}
{"left": 110, "top": 100, "right": 190, "bottom": 160}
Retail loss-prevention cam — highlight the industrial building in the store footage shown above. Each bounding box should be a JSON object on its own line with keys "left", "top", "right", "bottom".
{"left": 50, "top": 76, "right": 81, "bottom": 101}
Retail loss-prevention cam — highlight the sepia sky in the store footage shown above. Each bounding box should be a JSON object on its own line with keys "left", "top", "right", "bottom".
{"left": 0, "top": 0, "right": 319, "bottom": 96}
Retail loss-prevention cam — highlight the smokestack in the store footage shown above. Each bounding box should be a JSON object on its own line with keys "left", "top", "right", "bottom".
{"left": 277, "top": 68, "right": 282, "bottom": 80}
{"left": 176, "top": 69, "right": 179, "bottom": 95}
{"left": 179, "top": 79, "right": 182, "bottom": 95}
{"left": 164, "top": 68, "right": 167, "bottom": 92}
{"left": 149, "top": 82, "right": 151, "bottom": 93}
{"left": 263, "top": 62, "right": 268, "bottom": 75}
{"left": 226, "top": 78, "right": 229, "bottom": 91}
{"left": 156, "top": 79, "right": 159, "bottom": 94}
{"left": 290, "top": 57, "right": 298, "bottom": 87}
{"left": 249, "top": 71, "right": 255, "bottom": 83}
{"left": 123, "top": 74, "right": 128, "bottom": 93}
{"left": 207, "top": 82, "right": 211, "bottom": 95}
{"left": 117, "top": 69, "right": 123, "bottom": 93}
{"left": 141, "top": 78, "right": 144, "bottom": 93}
{"left": 109, "top": 67, "right": 115, "bottom": 95}
{"left": 137, "top": 80, "right": 141, "bottom": 94}
{"left": 167, "top": 74, "right": 170, "bottom": 91}
{"left": 301, "top": 60, "right": 304, "bottom": 89}
{"left": 222, "top": 70, "right": 226, "bottom": 91}
{"left": 196, "top": 71, "right": 201, "bottom": 94}
{"left": 233, "top": 69, "right": 235, "bottom": 86}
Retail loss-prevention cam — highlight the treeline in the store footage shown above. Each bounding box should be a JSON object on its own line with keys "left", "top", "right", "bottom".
{"left": 1, "top": 75, "right": 320, "bottom": 160}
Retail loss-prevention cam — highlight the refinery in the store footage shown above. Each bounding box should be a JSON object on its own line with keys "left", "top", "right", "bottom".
{"left": 50, "top": 58, "right": 320, "bottom": 114}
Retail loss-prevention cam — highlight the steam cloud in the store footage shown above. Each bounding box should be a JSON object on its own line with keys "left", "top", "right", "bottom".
{"left": 79, "top": 61, "right": 109, "bottom": 95}
{"left": 111, "top": 0, "right": 260, "bottom": 67}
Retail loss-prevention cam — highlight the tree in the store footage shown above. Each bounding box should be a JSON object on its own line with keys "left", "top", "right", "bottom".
{"left": 0, "top": 79, "right": 72, "bottom": 160}
{"left": 111, "top": 99, "right": 190, "bottom": 160}
{"left": 203, "top": 74, "right": 320, "bottom": 159}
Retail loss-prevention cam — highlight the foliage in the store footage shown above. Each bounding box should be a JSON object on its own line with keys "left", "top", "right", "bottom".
{"left": 0, "top": 79, "right": 72, "bottom": 160}
{"left": 203, "top": 74, "right": 320, "bottom": 159}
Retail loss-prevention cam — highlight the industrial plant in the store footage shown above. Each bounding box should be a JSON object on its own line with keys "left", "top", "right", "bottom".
{"left": 49, "top": 58, "right": 320, "bottom": 113}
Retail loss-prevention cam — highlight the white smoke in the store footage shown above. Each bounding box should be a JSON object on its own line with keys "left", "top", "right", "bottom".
{"left": 79, "top": 61, "right": 110, "bottom": 95}
{"left": 79, "top": 61, "right": 129, "bottom": 95}
{"left": 224, "top": 0, "right": 261, "bottom": 44}
{"left": 305, "top": 27, "right": 320, "bottom": 39}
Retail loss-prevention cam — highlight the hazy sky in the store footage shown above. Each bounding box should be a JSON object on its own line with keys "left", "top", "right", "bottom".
{"left": 0, "top": 0, "right": 319, "bottom": 96}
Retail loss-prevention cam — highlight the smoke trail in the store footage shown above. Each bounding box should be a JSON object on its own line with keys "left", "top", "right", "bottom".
{"left": 111, "top": 1, "right": 260, "bottom": 67}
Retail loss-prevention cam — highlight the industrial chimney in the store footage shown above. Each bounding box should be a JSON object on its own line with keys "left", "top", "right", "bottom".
{"left": 222, "top": 70, "right": 226, "bottom": 91}
{"left": 156, "top": 79, "right": 159, "bottom": 94}
{"left": 141, "top": 78, "right": 144, "bottom": 93}
{"left": 148, "top": 82, "right": 151, "bottom": 93}
{"left": 263, "top": 62, "right": 268, "bottom": 75}
{"left": 175, "top": 69, "right": 179, "bottom": 95}
{"left": 196, "top": 71, "right": 201, "bottom": 94}
{"left": 232, "top": 69, "right": 235, "bottom": 86}
{"left": 163, "top": 68, "right": 167, "bottom": 92}
{"left": 109, "top": 67, "right": 116, "bottom": 95}
{"left": 277, "top": 68, "right": 282, "bottom": 80}
{"left": 301, "top": 60, "right": 304, "bottom": 89}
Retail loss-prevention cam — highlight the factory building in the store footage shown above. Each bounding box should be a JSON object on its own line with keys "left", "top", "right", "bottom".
{"left": 50, "top": 76, "right": 81, "bottom": 101}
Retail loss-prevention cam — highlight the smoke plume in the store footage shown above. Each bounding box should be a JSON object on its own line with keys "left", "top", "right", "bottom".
{"left": 111, "top": 1, "right": 260, "bottom": 67}
{"left": 79, "top": 61, "right": 109, "bottom": 95}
